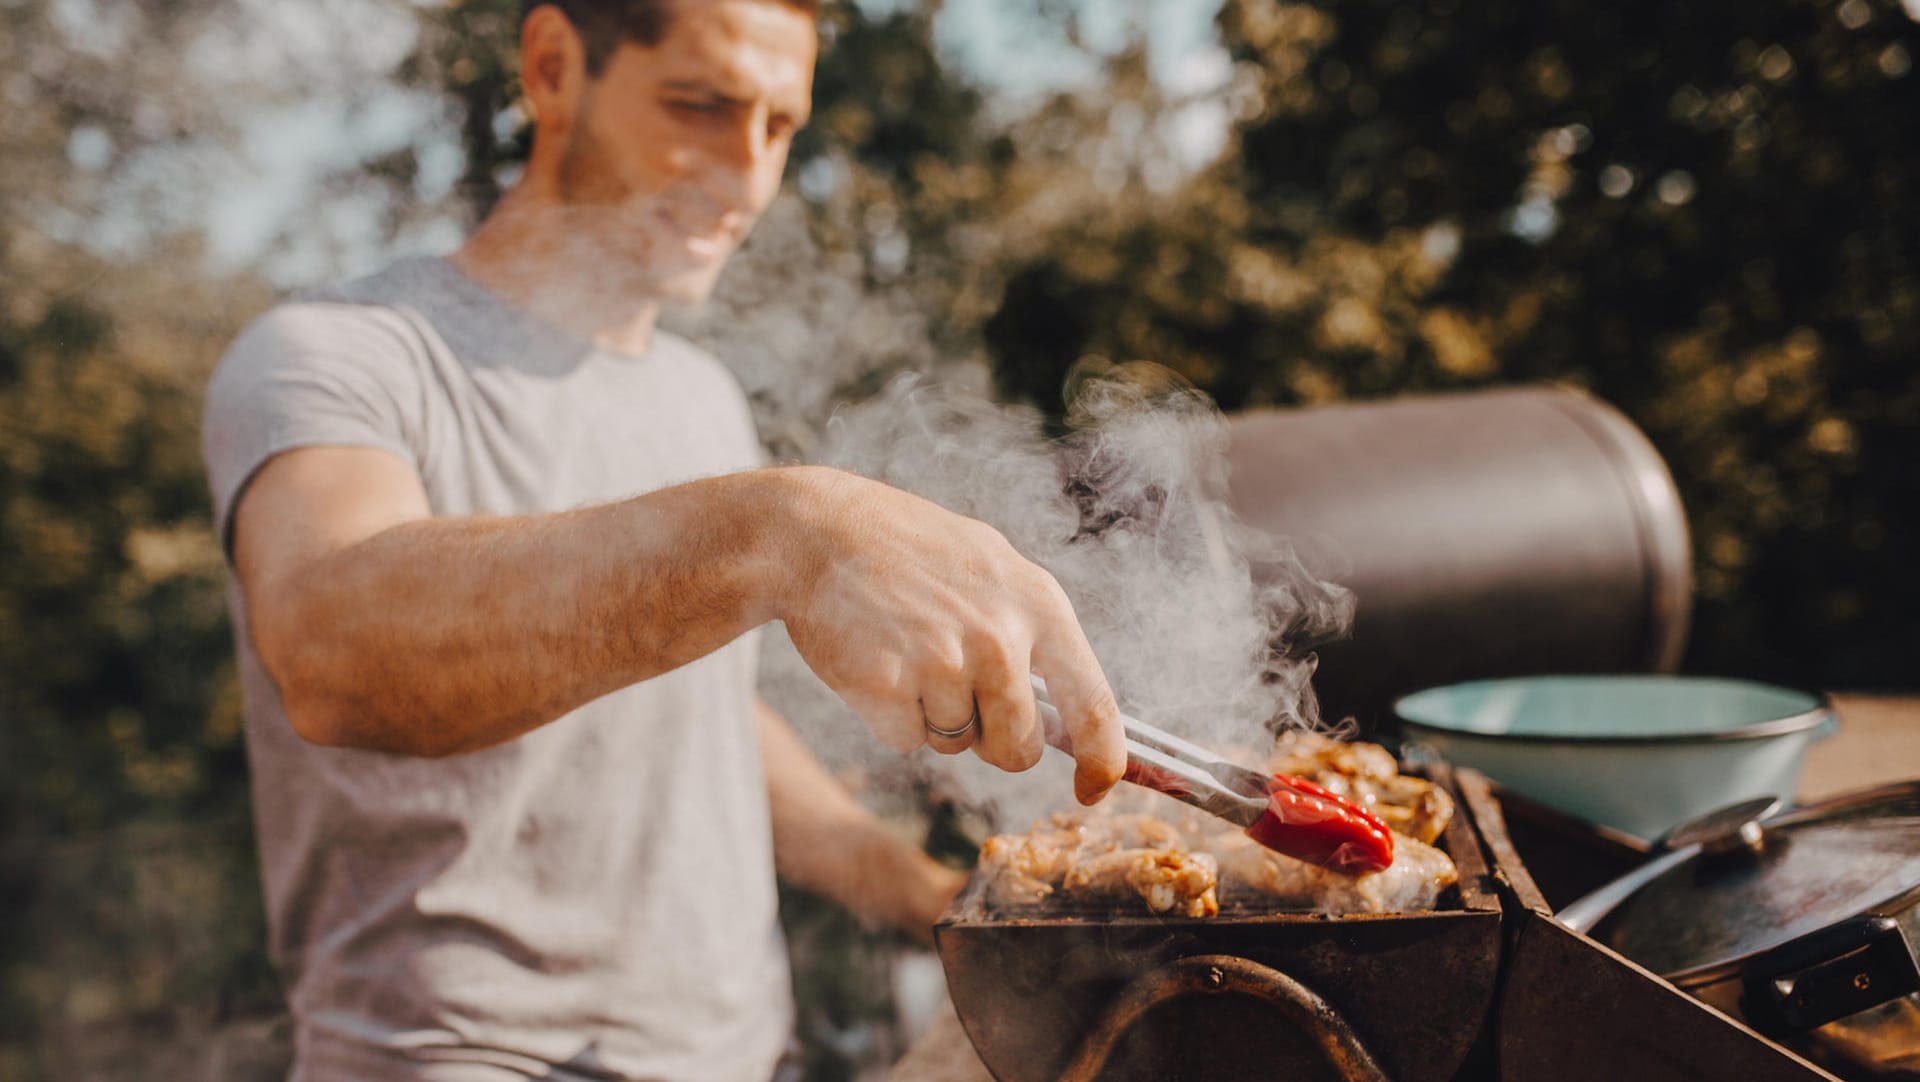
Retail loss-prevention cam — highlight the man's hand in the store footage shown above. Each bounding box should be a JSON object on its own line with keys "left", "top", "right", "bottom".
{"left": 777, "top": 469, "right": 1126, "bottom": 805}
{"left": 761, "top": 703, "right": 967, "bottom": 945}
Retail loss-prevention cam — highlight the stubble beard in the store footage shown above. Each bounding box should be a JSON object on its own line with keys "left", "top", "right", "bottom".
{"left": 554, "top": 115, "right": 728, "bottom": 307}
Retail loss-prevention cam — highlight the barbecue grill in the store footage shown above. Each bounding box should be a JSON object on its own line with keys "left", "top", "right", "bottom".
{"left": 929, "top": 762, "right": 1907, "bottom": 1081}
{"left": 933, "top": 763, "right": 1502, "bottom": 1082}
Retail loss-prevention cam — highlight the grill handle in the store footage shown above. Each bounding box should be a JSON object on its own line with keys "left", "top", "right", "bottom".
{"left": 1057, "top": 954, "right": 1390, "bottom": 1082}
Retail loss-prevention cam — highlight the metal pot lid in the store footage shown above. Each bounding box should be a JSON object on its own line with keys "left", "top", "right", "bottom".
{"left": 1596, "top": 782, "right": 1920, "bottom": 982}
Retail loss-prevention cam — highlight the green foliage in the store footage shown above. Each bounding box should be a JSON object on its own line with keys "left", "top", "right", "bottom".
{"left": 0, "top": 246, "right": 279, "bottom": 1073}
{"left": 2, "top": 1, "right": 280, "bottom": 1060}
{"left": 1, "top": 299, "right": 232, "bottom": 832}
{"left": 0, "top": 304, "right": 278, "bottom": 1079}
{"left": 979, "top": 0, "right": 1920, "bottom": 687}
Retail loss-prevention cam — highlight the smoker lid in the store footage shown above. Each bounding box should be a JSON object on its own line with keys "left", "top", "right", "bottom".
{"left": 1597, "top": 783, "right": 1920, "bottom": 979}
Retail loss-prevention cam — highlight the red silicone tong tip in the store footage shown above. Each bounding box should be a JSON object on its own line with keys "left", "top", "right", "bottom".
{"left": 1245, "top": 773, "right": 1395, "bottom": 875}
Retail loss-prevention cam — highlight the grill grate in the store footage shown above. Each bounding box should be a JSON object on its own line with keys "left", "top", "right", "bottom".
{"left": 974, "top": 882, "right": 1464, "bottom": 922}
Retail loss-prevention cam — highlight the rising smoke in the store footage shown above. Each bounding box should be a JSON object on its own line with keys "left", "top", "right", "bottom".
{"left": 674, "top": 196, "right": 1355, "bottom": 831}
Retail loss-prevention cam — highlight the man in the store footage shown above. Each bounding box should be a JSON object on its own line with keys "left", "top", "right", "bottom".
{"left": 200, "top": 0, "right": 1126, "bottom": 1078}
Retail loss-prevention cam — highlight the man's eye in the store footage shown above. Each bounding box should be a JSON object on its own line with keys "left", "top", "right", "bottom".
{"left": 670, "top": 100, "right": 726, "bottom": 117}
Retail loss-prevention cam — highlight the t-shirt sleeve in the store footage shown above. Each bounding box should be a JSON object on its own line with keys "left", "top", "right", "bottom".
{"left": 202, "top": 302, "right": 425, "bottom": 559}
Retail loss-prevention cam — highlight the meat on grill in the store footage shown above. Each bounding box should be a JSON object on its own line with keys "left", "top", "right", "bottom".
{"left": 1267, "top": 731, "right": 1456, "bottom": 844}
{"left": 1062, "top": 848, "right": 1221, "bottom": 918}
{"left": 977, "top": 733, "right": 1460, "bottom": 917}
{"left": 979, "top": 829, "right": 1083, "bottom": 907}
{"left": 1211, "top": 829, "right": 1458, "bottom": 914}
{"left": 979, "top": 813, "right": 1218, "bottom": 916}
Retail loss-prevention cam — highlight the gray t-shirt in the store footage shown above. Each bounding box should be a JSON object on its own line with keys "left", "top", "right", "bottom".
{"left": 202, "top": 257, "right": 792, "bottom": 1081}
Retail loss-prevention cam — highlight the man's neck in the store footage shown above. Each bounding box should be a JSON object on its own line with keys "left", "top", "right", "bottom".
{"left": 449, "top": 186, "right": 663, "bottom": 356}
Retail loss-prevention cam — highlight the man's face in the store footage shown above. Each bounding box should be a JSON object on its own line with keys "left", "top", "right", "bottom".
{"left": 554, "top": 0, "right": 815, "bottom": 303}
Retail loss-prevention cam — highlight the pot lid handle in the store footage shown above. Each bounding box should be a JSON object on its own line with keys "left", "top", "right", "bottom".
{"left": 1663, "top": 796, "right": 1781, "bottom": 855}
{"left": 1741, "top": 914, "right": 1920, "bottom": 1034}
{"left": 1557, "top": 796, "right": 1782, "bottom": 934}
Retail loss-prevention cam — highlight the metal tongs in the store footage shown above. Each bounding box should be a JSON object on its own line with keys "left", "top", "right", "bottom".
{"left": 1030, "top": 676, "right": 1397, "bottom": 874}
{"left": 1030, "top": 675, "right": 1272, "bottom": 829}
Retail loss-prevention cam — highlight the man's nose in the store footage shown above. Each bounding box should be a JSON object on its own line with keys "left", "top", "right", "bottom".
{"left": 710, "top": 109, "right": 783, "bottom": 205}
{"left": 720, "top": 110, "right": 769, "bottom": 169}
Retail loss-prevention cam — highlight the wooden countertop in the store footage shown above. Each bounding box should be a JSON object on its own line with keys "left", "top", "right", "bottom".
{"left": 1798, "top": 694, "right": 1920, "bottom": 801}
{"left": 884, "top": 693, "right": 1920, "bottom": 1082}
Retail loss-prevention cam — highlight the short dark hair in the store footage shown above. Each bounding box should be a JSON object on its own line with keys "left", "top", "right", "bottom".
{"left": 527, "top": 0, "right": 822, "bottom": 75}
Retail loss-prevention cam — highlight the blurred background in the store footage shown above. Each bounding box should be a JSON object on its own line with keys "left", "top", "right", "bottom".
{"left": 2, "top": 0, "right": 1916, "bottom": 1078}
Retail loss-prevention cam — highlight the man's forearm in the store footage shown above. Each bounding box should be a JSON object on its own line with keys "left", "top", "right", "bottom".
{"left": 760, "top": 702, "right": 966, "bottom": 942}
{"left": 253, "top": 468, "right": 817, "bottom": 756}
{"left": 238, "top": 441, "right": 1127, "bottom": 797}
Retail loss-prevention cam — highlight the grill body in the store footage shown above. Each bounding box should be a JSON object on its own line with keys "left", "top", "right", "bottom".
{"left": 933, "top": 766, "right": 1501, "bottom": 1082}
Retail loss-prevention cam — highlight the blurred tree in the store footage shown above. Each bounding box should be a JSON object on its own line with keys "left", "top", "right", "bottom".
{"left": 0, "top": 0, "right": 279, "bottom": 1074}
{"left": 979, "top": 0, "right": 1920, "bottom": 690}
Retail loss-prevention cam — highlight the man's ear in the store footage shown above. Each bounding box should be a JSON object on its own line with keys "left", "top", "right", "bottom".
{"left": 520, "top": 4, "right": 589, "bottom": 135}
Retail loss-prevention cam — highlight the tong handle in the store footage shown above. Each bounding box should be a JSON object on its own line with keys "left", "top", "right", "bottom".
{"left": 1026, "top": 675, "right": 1185, "bottom": 755}
{"left": 1030, "top": 677, "right": 1269, "bottom": 790}
{"left": 1030, "top": 677, "right": 1266, "bottom": 827}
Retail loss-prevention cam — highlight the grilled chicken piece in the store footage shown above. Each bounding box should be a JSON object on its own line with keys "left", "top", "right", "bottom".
{"left": 1359, "top": 773, "right": 1456, "bottom": 845}
{"left": 1269, "top": 730, "right": 1399, "bottom": 782}
{"left": 978, "top": 829, "right": 1081, "bottom": 907}
{"left": 1043, "top": 811, "right": 1183, "bottom": 853}
{"left": 1213, "top": 830, "right": 1458, "bottom": 914}
{"left": 1062, "top": 848, "right": 1221, "bottom": 918}
{"left": 1266, "top": 731, "right": 1456, "bottom": 844}
{"left": 981, "top": 867, "right": 1054, "bottom": 908}
{"left": 980, "top": 814, "right": 1200, "bottom": 912}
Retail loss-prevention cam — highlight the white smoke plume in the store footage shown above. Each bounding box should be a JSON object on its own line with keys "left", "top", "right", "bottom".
{"left": 676, "top": 197, "right": 1354, "bottom": 831}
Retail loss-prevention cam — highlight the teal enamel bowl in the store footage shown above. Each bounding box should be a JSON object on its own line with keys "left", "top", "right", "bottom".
{"left": 1394, "top": 675, "right": 1837, "bottom": 841}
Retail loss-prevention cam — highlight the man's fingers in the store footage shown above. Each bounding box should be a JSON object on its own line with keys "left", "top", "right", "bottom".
{"left": 971, "top": 655, "right": 1042, "bottom": 773}
{"left": 1031, "top": 620, "right": 1124, "bottom": 805}
{"left": 918, "top": 677, "right": 978, "bottom": 757}
{"left": 843, "top": 690, "right": 926, "bottom": 755}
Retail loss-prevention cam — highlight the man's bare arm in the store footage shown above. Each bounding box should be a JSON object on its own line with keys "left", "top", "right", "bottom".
{"left": 236, "top": 446, "right": 807, "bottom": 756}
{"left": 233, "top": 446, "right": 1126, "bottom": 799}
{"left": 759, "top": 700, "right": 966, "bottom": 944}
